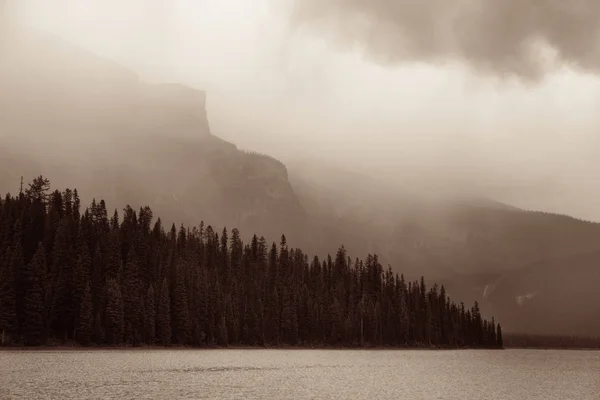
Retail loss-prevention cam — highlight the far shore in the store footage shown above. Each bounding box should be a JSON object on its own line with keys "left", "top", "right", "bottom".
{"left": 0, "top": 344, "right": 506, "bottom": 351}
{"left": 2, "top": 344, "right": 599, "bottom": 351}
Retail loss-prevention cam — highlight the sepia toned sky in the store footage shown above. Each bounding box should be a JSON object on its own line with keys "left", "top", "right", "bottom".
{"left": 7, "top": 0, "right": 600, "bottom": 221}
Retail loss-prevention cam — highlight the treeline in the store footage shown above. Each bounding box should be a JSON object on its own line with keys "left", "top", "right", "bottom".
{"left": 504, "top": 333, "right": 600, "bottom": 349}
{"left": 0, "top": 177, "right": 502, "bottom": 348}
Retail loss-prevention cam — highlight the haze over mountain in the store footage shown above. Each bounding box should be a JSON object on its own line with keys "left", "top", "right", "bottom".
{"left": 1, "top": 2, "right": 600, "bottom": 337}
{"left": 7, "top": 0, "right": 600, "bottom": 222}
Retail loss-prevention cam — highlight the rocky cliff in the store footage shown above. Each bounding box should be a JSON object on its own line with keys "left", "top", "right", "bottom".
{"left": 0, "top": 25, "right": 305, "bottom": 245}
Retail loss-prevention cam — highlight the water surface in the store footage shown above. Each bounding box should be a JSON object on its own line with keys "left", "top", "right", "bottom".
{"left": 0, "top": 349, "right": 598, "bottom": 399}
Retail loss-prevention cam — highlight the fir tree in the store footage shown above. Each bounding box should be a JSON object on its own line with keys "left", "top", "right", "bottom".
{"left": 145, "top": 285, "right": 156, "bottom": 345}
{"left": 77, "top": 282, "right": 93, "bottom": 345}
{"left": 156, "top": 278, "right": 171, "bottom": 346}
{"left": 172, "top": 261, "right": 190, "bottom": 345}
{"left": 23, "top": 244, "right": 46, "bottom": 345}
{"left": 122, "top": 249, "right": 141, "bottom": 344}
{"left": 104, "top": 279, "right": 124, "bottom": 345}
{"left": 93, "top": 312, "right": 104, "bottom": 344}
{"left": 497, "top": 323, "right": 504, "bottom": 349}
{"left": 0, "top": 248, "right": 16, "bottom": 345}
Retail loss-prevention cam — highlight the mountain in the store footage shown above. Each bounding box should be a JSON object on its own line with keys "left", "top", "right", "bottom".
{"left": 0, "top": 24, "right": 306, "bottom": 246}
{"left": 480, "top": 250, "right": 600, "bottom": 336}
{"left": 290, "top": 158, "right": 600, "bottom": 276}
{"left": 1, "top": 24, "right": 600, "bottom": 336}
{"left": 290, "top": 160, "right": 600, "bottom": 334}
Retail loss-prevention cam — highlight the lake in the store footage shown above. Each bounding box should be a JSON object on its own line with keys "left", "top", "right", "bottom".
{"left": 0, "top": 349, "right": 598, "bottom": 399}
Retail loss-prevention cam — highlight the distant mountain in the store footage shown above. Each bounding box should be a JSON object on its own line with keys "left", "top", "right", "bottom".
{"left": 0, "top": 24, "right": 306, "bottom": 246}
{"left": 2, "top": 24, "right": 600, "bottom": 336}
{"left": 480, "top": 250, "right": 600, "bottom": 336}
{"left": 290, "top": 160, "right": 600, "bottom": 335}
{"left": 290, "top": 159, "right": 600, "bottom": 276}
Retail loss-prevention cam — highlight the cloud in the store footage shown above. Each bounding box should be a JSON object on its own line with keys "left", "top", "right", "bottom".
{"left": 289, "top": 0, "right": 600, "bottom": 81}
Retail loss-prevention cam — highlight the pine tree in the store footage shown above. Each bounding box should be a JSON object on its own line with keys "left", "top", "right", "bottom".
{"left": 156, "top": 278, "right": 171, "bottom": 346}
{"left": 104, "top": 279, "right": 124, "bottom": 345}
{"left": 76, "top": 282, "right": 93, "bottom": 346}
{"left": 93, "top": 312, "right": 104, "bottom": 344}
{"left": 0, "top": 248, "right": 16, "bottom": 345}
{"left": 73, "top": 241, "right": 91, "bottom": 333}
{"left": 11, "top": 231, "right": 26, "bottom": 335}
{"left": 217, "top": 315, "right": 228, "bottom": 347}
{"left": 50, "top": 219, "right": 75, "bottom": 341}
{"left": 105, "top": 229, "right": 122, "bottom": 283}
{"left": 497, "top": 323, "right": 503, "bottom": 349}
{"left": 23, "top": 244, "right": 46, "bottom": 345}
{"left": 172, "top": 261, "right": 190, "bottom": 345}
{"left": 145, "top": 285, "right": 156, "bottom": 345}
{"left": 122, "top": 249, "right": 141, "bottom": 344}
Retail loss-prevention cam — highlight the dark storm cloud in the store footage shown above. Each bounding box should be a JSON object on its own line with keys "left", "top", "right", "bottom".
{"left": 290, "top": 0, "right": 600, "bottom": 80}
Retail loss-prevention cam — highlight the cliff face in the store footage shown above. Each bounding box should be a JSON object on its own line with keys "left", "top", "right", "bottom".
{"left": 0, "top": 25, "right": 304, "bottom": 243}
{"left": 1, "top": 26, "right": 210, "bottom": 140}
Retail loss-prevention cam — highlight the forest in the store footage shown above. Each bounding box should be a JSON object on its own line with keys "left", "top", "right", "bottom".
{"left": 0, "top": 177, "right": 502, "bottom": 348}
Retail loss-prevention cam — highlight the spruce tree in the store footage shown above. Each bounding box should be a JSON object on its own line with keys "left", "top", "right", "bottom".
{"left": 73, "top": 241, "right": 91, "bottom": 332}
{"left": 11, "top": 234, "right": 26, "bottom": 335}
{"left": 0, "top": 248, "right": 16, "bottom": 345}
{"left": 104, "top": 279, "right": 124, "bottom": 345}
{"left": 23, "top": 244, "right": 46, "bottom": 345}
{"left": 172, "top": 261, "right": 190, "bottom": 345}
{"left": 122, "top": 249, "right": 141, "bottom": 344}
{"left": 51, "top": 219, "right": 75, "bottom": 341}
{"left": 497, "top": 323, "right": 503, "bottom": 349}
{"left": 145, "top": 285, "right": 156, "bottom": 345}
{"left": 156, "top": 278, "right": 171, "bottom": 346}
{"left": 77, "top": 282, "right": 93, "bottom": 345}
{"left": 93, "top": 312, "right": 104, "bottom": 344}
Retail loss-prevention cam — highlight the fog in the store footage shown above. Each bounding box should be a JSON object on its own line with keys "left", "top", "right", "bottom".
{"left": 5, "top": 0, "right": 600, "bottom": 221}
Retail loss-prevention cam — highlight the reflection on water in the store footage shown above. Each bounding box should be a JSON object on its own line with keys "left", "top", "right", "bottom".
{"left": 1, "top": 349, "right": 599, "bottom": 399}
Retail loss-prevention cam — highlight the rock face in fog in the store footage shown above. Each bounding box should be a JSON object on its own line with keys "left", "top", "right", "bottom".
{"left": 0, "top": 25, "right": 304, "bottom": 244}
{"left": 136, "top": 83, "right": 210, "bottom": 137}
{"left": 0, "top": 25, "right": 210, "bottom": 139}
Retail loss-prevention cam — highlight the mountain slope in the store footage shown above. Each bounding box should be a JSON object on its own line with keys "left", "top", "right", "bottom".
{"left": 289, "top": 159, "right": 600, "bottom": 277}
{"left": 0, "top": 24, "right": 306, "bottom": 245}
{"left": 289, "top": 160, "right": 600, "bottom": 335}
{"left": 2, "top": 24, "right": 600, "bottom": 336}
{"left": 480, "top": 250, "right": 600, "bottom": 336}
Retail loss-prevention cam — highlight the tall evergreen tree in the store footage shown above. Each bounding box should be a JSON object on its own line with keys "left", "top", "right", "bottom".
{"left": 497, "top": 323, "right": 503, "bottom": 348}
{"left": 156, "top": 278, "right": 171, "bottom": 346}
{"left": 145, "top": 285, "right": 156, "bottom": 345}
{"left": 76, "top": 282, "right": 93, "bottom": 346}
{"left": 122, "top": 249, "right": 141, "bottom": 344}
{"left": 23, "top": 244, "right": 46, "bottom": 345}
{"left": 0, "top": 248, "right": 16, "bottom": 345}
{"left": 104, "top": 279, "right": 124, "bottom": 345}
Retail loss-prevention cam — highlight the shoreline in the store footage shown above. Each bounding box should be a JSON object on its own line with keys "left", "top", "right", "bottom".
{"left": 504, "top": 346, "right": 600, "bottom": 351}
{"left": 2, "top": 345, "right": 598, "bottom": 351}
{"left": 0, "top": 345, "right": 505, "bottom": 352}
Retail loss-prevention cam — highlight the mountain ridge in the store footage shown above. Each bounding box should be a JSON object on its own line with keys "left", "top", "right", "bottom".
{"left": 1, "top": 24, "right": 600, "bottom": 336}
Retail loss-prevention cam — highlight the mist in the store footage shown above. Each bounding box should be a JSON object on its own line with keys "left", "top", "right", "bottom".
{"left": 4, "top": 0, "right": 600, "bottom": 221}
{"left": 291, "top": 0, "right": 600, "bottom": 80}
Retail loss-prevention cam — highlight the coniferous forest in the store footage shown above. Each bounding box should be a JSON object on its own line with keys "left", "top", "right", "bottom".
{"left": 0, "top": 177, "right": 503, "bottom": 348}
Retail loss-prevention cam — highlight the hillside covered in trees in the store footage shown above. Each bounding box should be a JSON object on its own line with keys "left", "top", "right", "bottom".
{"left": 3, "top": 24, "right": 600, "bottom": 338}
{"left": 0, "top": 177, "right": 502, "bottom": 348}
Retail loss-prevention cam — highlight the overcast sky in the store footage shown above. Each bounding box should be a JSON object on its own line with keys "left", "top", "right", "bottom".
{"left": 8, "top": 0, "right": 600, "bottom": 221}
